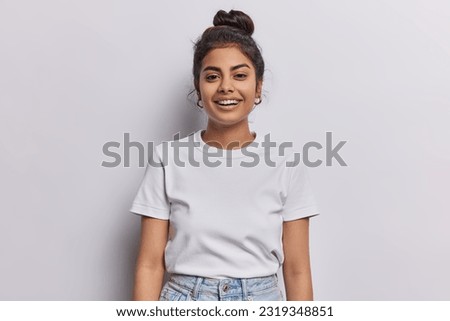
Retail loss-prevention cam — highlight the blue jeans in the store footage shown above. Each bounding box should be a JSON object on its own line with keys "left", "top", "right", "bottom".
{"left": 159, "top": 273, "right": 284, "bottom": 301}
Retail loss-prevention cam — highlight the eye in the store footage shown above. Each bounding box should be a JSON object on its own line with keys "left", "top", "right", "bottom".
{"left": 235, "top": 73, "right": 247, "bottom": 79}
{"left": 206, "top": 74, "right": 219, "bottom": 81}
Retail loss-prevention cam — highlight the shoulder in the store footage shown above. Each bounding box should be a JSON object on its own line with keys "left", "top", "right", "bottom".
{"left": 151, "top": 130, "right": 200, "bottom": 162}
{"left": 256, "top": 131, "right": 303, "bottom": 166}
{"left": 157, "top": 131, "right": 198, "bottom": 148}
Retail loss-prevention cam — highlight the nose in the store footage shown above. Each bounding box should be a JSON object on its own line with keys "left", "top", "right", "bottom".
{"left": 218, "top": 77, "right": 234, "bottom": 93}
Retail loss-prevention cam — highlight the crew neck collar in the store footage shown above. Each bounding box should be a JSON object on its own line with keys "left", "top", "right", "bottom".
{"left": 193, "top": 129, "right": 263, "bottom": 159}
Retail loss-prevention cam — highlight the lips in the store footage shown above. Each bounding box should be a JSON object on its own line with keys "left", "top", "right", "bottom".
{"left": 215, "top": 99, "right": 241, "bottom": 106}
{"left": 213, "top": 98, "right": 243, "bottom": 111}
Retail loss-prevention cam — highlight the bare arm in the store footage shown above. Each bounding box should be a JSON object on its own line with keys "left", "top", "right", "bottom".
{"left": 282, "top": 217, "right": 314, "bottom": 300}
{"left": 133, "top": 216, "right": 169, "bottom": 300}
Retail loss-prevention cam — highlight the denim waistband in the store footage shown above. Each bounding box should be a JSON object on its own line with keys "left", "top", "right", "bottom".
{"left": 167, "top": 273, "right": 279, "bottom": 298}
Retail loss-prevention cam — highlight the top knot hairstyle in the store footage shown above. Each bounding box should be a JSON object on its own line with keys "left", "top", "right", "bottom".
{"left": 193, "top": 9, "right": 265, "bottom": 92}
{"left": 213, "top": 9, "right": 254, "bottom": 36}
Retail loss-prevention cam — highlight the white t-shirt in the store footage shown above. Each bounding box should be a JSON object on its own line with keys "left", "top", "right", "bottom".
{"left": 130, "top": 129, "right": 320, "bottom": 279}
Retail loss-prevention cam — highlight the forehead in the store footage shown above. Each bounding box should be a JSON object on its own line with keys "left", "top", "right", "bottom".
{"left": 202, "top": 46, "right": 253, "bottom": 69}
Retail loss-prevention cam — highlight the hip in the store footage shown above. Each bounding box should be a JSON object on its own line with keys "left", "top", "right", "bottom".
{"left": 159, "top": 273, "right": 284, "bottom": 301}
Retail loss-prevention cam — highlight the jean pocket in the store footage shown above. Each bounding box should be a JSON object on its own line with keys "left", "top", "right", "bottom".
{"left": 159, "top": 281, "right": 194, "bottom": 301}
{"left": 249, "top": 285, "right": 284, "bottom": 301}
{"left": 159, "top": 287, "right": 183, "bottom": 301}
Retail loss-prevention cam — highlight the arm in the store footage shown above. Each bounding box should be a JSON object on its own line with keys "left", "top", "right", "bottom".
{"left": 282, "top": 217, "right": 314, "bottom": 300}
{"left": 133, "top": 216, "right": 169, "bottom": 300}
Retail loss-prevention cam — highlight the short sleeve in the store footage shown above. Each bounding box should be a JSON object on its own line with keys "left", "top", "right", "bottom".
{"left": 129, "top": 144, "right": 170, "bottom": 220}
{"left": 282, "top": 159, "right": 320, "bottom": 221}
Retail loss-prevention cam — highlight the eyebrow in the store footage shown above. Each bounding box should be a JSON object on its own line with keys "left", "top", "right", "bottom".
{"left": 202, "top": 63, "right": 251, "bottom": 73}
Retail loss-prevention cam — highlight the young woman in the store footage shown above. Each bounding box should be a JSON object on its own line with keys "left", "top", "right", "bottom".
{"left": 130, "top": 9, "right": 319, "bottom": 301}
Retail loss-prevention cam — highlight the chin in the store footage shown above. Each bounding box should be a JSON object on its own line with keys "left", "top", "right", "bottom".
{"left": 208, "top": 115, "right": 250, "bottom": 127}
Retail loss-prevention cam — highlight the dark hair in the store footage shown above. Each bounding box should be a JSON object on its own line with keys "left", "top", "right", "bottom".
{"left": 193, "top": 9, "right": 265, "bottom": 93}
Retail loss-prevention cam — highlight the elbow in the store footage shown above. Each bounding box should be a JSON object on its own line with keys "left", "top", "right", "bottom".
{"left": 282, "top": 262, "right": 311, "bottom": 277}
{"left": 135, "top": 256, "right": 165, "bottom": 273}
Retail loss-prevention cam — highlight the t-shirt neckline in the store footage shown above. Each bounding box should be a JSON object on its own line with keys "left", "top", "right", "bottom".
{"left": 193, "top": 129, "right": 263, "bottom": 159}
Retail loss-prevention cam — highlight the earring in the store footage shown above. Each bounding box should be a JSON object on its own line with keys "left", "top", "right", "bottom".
{"left": 196, "top": 91, "right": 203, "bottom": 109}
{"left": 254, "top": 97, "right": 262, "bottom": 105}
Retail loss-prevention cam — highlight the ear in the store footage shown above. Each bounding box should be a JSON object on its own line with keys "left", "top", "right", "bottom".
{"left": 256, "top": 80, "right": 263, "bottom": 97}
{"left": 194, "top": 81, "right": 200, "bottom": 97}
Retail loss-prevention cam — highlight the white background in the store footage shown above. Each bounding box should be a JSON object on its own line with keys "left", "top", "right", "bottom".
{"left": 0, "top": 0, "right": 449, "bottom": 300}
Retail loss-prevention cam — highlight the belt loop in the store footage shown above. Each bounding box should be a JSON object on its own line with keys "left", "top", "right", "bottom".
{"left": 241, "top": 278, "right": 249, "bottom": 300}
{"left": 192, "top": 276, "right": 203, "bottom": 301}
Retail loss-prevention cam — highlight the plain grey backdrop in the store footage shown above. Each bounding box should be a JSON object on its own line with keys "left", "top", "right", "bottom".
{"left": 1, "top": 0, "right": 449, "bottom": 300}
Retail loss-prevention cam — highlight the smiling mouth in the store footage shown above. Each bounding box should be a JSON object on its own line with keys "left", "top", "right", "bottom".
{"left": 214, "top": 99, "right": 241, "bottom": 108}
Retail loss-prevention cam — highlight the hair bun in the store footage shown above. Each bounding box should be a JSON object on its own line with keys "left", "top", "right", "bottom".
{"left": 213, "top": 9, "right": 254, "bottom": 36}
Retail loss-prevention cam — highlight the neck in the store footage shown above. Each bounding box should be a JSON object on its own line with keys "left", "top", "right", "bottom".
{"left": 202, "top": 121, "right": 255, "bottom": 150}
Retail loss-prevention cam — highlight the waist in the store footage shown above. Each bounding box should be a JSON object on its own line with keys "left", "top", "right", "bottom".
{"left": 167, "top": 273, "right": 278, "bottom": 293}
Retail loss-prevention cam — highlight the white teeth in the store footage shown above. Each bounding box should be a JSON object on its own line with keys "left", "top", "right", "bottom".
{"left": 217, "top": 100, "right": 239, "bottom": 105}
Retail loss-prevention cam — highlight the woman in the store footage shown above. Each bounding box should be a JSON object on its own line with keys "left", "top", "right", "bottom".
{"left": 131, "top": 9, "right": 319, "bottom": 301}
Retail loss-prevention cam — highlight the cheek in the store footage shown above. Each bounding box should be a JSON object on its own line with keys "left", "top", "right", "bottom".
{"left": 199, "top": 82, "right": 216, "bottom": 97}
{"left": 241, "top": 84, "right": 258, "bottom": 97}
{"left": 237, "top": 78, "right": 258, "bottom": 94}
